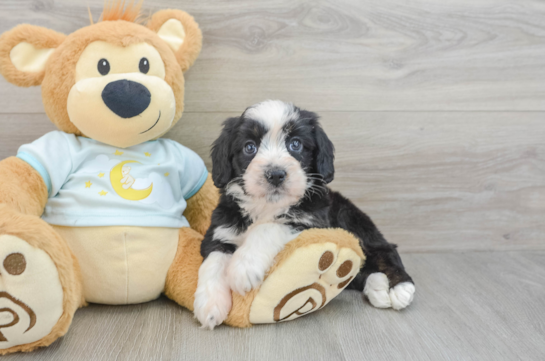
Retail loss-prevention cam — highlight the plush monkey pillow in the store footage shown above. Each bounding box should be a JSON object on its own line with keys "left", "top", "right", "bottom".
{"left": 0, "top": 2, "right": 364, "bottom": 355}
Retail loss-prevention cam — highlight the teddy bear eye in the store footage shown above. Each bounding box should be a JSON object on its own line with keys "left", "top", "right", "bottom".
{"left": 139, "top": 58, "right": 150, "bottom": 74}
{"left": 97, "top": 58, "right": 110, "bottom": 76}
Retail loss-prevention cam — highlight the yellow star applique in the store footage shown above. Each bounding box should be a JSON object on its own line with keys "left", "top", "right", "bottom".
{"left": 164, "top": 172, "right": 170, "bottom": 177}
{"left": 98, "top": 190, "right": 108, "bottom": 196}
{"left": 144, "top": 152, "right": 151, "bottom": 157}
{"left": 114, "top": 150, "right": 124, "bottom": 156}
{"left": 85, "top": 181, "right": 92, "bottom": 188}
{"left": 98, "top": 172, "right": 105, "bottom": 178}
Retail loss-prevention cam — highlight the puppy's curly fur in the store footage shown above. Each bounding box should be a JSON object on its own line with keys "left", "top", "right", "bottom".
{"left": 194, "top": 100, "right": 416, "bottom": 329}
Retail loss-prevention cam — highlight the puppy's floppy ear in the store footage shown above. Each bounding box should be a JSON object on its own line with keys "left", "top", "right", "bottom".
{"left": 147, "top": 10, "right": 202, "bottom": 72}
{"left": 0, "top": 24, "right": 65, "bottom": 87}
{"left": 314, "top": 123, "right": 335, "bottom": 184}
{"left": 211, "top": 117, "right": 240, "bottom": 188}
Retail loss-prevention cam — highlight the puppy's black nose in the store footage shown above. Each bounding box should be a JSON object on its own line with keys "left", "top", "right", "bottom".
{"left": 266, "top": 170, "right": 287, "bottom": 187}
{"left": 102, "top": 80, "right": 151, "bottom": 118}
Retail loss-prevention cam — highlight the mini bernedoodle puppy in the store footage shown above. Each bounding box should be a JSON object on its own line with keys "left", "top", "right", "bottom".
{"left": 194, "top": 100, "right": 415, "bottom": 329}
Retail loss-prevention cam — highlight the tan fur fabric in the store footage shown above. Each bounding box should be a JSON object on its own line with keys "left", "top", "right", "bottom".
{"left": 224, "top": 228, "right": 364, "bottom": 328}
{"left": 0, "top": 5, "right": 207, "bottom": 354}
{"left": 0, "top": 206, "right": 84, "bottom": 355}
{"left": 164, "top": 227, "right": 205, "bottom": 311}
{"left": 225, "top": 288, "right": 262, "bottom": 328}
{"left": 183, "top": 174, "right": 219, "bottom": 236}
{"left": 146, "top": 10, "right": 203, "bottom": 73}
{"left": 0, "top": 157, "right": 48, "bottom": 216}
{"left": 0, "top": 24, "right": 65, "bottom": 87}
{"left": 0, "top": 12, "right": 202, "bottom": 137}
{"left": 275, "top": 229, "right": 365, "bottom": 266}
{"left": 41, "top": 20, "right": 186, "bottom": 135}
{"left": 165, "top": 227, "right": 364, "bottom": 328}
{"left": 101, "top": 0, "right": 143, "bottom": 23}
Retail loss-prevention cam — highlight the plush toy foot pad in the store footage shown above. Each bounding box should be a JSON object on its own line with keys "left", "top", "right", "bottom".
{"left": 247, "top": 229, "right": 364, "bottom": 324}
{"left": 0, "top": 235, "right": 64, "bottom": 351}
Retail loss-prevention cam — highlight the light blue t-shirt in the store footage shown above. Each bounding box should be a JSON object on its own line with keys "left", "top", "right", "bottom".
{"left": 17, "top": 131, "right": 208, "bottom": 228}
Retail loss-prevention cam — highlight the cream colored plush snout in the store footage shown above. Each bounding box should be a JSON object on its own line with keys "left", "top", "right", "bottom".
{"left": 67, "top": 72, "right": 176, "bottom": 148}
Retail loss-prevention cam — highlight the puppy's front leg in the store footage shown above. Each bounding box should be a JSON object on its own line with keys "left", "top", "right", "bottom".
{"left": 194, "top": 252, "right": 232, "bottom": 329}
{"left": 228, "top": 223, "right": 298, "bottom": 296}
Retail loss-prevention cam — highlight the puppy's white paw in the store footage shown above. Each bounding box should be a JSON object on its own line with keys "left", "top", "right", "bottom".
{"left": 193, "top": 285, "right": 232, "bottom": 330}
{"left": 364, "top": 272, "right": 392, "bottom": 308}
{"left": 227, "top": 250, "right": 267, "bottom": 296}
{"left": 363, "top": 272, "right": 415, "bottom": 310}
{"left": 389, "top": 282, "right": 415, "bottom": 310}
{"left": 193, "top": 252, "right": 232, "bottom": 330}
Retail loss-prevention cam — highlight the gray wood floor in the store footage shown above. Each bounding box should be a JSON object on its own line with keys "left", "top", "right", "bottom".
{"left": 3, "top": 251, "right": 545, "bottom": 361}
{"left": 0, "top": 0, "right": 544, "bottom": 360}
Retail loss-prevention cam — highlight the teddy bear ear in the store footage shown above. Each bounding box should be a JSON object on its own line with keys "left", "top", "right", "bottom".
{"left": 0, "top": 24, "right": 65, "bottom": 87}
{"left": 147, "top": 10, "right": 203, "bottom": 72}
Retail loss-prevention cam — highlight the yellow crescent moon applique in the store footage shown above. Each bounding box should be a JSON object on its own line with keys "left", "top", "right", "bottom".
{"left": 110, "top": 160, "right": 153, "bottom": 201}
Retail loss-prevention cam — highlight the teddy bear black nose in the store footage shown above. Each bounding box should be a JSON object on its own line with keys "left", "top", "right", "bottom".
{"left": 101, "top": 79, "right": 151, "bottom": 118}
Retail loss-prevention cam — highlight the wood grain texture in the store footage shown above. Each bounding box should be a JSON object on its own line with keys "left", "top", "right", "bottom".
{"left": 0, "top": 0, "right": 545, "bottom": 112}
{"left": 0, "top": 1, "right": 544, "bottom": 359}
{"left": 2, "top": 251, "right": 544, "bottom": 361}
{"left": 2, "top": 112, "right": 543, "bottom": 252}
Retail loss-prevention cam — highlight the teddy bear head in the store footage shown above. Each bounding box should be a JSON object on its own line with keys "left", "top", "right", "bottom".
{"left": 0, "top": 2, "right": 202, "bottom": 148}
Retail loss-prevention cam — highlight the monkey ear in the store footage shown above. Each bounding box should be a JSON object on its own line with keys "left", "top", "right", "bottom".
{"left": 314, "top": 122, "right": 335, "bottom": 184}
{"left": 147, "top": 10, "right": 202, "bottom": 72}
{"left": 211, "top": 117, "right": 240, "bottom": 189}
{"left": 0, "top": 24, "right": 65, "bottom": 87}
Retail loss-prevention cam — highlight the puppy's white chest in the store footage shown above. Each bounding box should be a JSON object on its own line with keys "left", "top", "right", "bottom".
{"left": 242, "top": 221, "right": 294, "bottom": 248}
{"left": 213, "top": 220, "right": 297, "bottom": 248}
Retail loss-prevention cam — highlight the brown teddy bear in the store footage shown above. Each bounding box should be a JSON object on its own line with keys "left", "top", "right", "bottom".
{"left": 0, "top": 2, "right": 364, "bottom": 355}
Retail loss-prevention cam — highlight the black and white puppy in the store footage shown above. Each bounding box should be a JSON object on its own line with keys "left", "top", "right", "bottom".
{"left": 194, "top": 100, "right": 415, "bottom": 329}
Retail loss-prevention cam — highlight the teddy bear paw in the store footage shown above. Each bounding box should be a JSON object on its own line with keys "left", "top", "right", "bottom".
{"left": 0, "top": 235, "right": 64, "bottom": 351}
{"left": 247, "top": 241, "right": 362, "bottom": 324}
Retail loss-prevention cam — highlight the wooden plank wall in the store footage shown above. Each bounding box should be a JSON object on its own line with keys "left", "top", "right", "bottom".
{"left": 0, "top": 0, "right": 544, "bottom": 252}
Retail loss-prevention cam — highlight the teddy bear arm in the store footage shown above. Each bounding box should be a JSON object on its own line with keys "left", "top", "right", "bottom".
{"left": 0, "top": 157, "right": 48, "bottom": 216}
{"left": 183, "top": 174, "right": 219, "bottom": 236}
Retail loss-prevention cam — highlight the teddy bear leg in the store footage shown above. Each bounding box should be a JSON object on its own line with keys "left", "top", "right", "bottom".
{"left": 224, "top": 228, "right": 365, "bottom": 327}
{"left": 164, "top": 227, "right": 365, "bottom": 328}
{"left": 164, "top": 227, "right": 204, "bottom": 312}
{"left": 0, "top": 206, "right": 83, "bottom": 355}
{"left": 165, "top": 227, "right": 233, "bottom": 329}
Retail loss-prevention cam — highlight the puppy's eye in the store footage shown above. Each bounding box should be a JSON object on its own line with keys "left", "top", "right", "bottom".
{"left": 244, "top": 142, "right": 257, "bottom": 155}
{"left": 97, "top": 59, "right": 110, "bottom": 75}
{"left": 139, "top": 58, "right": 150, "bottom": 74}
{"left": 289, "top": 139, "right": 303, "bottom": 152}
